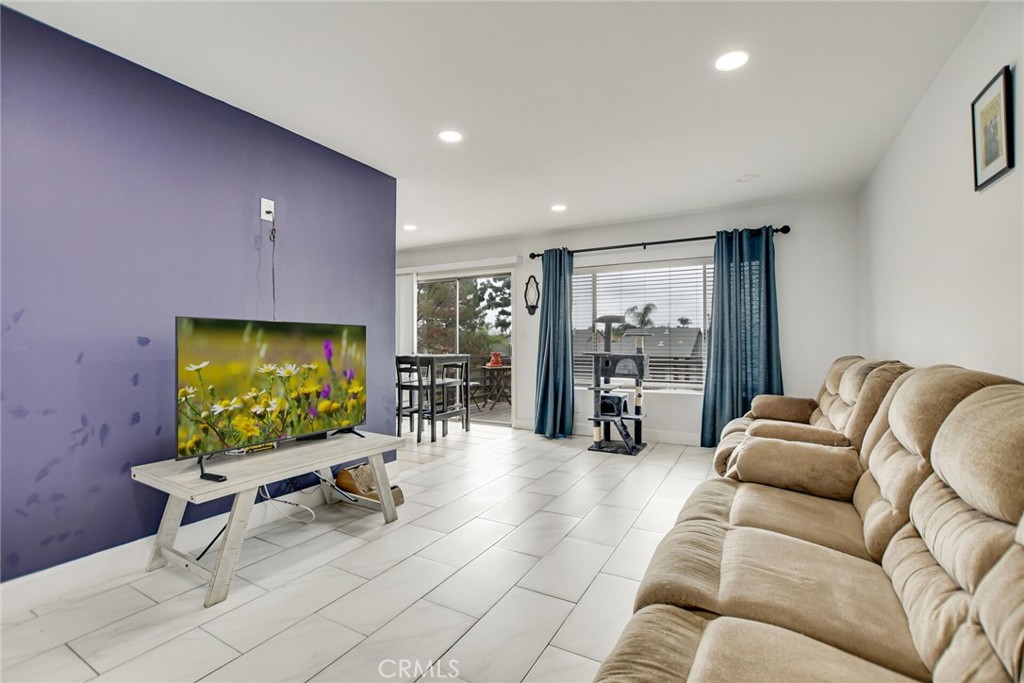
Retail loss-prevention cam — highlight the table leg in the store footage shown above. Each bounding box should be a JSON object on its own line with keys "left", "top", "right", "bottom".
{"left": 463, "top": 361, "right": 471, "bottom": 432}
{"left": 204, "top": 488, "right": 257, "bottom": 607}
{"left": 430, "top": 362, "right": 437, "bottom": 443}
{"left": 484, "top": 373, "right": 500, "bottom": 408}
{"left": 146, "top": 495, "right": 188, "bottom": 571}
{"left": 367, "top": 452, "right": 398, "bottom": 523}
{"left": 416, "top": 384, "right": 424, "bottom": 443}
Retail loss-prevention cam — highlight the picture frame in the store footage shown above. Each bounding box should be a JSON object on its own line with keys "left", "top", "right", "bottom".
{"left": 971, "top": 65, "right": 1014, "bottom": 191}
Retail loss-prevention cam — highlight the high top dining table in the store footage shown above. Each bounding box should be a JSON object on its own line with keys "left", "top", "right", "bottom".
{"left": 396, "top": 354, "right": 471, "bottom": 442}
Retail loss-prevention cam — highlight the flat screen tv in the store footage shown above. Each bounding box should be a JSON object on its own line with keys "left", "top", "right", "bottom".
{"left": 175, "top": 316, "right": 367, "bottom": 460}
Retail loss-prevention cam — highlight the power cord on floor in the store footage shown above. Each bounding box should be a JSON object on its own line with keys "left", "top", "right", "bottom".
{"left": 259, "top": 484, "right": 315, "bottom": 524}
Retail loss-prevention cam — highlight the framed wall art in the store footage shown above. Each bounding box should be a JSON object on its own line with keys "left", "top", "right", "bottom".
{"left": 971, "top": 65, "right": 1015, "bottom": 191}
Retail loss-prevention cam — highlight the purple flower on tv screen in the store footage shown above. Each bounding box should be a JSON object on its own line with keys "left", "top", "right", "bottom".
{"left": 323, "top": 339, "right": 333, "bottom": 364}
{"left": 321, "top": 384, "right": 331, "bottom": 398}
{"left": 344, "top": 368, "right": 355, "bottom": 382}
{"left": 308, "top": 406, "right": 317, "bottom": 418}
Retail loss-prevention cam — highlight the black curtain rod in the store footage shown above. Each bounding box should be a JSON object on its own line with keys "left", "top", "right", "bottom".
{"left": 527, "top": 224, "right": 791, "bottom": 260}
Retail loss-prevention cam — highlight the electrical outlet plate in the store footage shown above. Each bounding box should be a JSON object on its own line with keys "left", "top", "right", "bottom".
{"left": 260, "top": 197, "right": 275, "bottom": 221}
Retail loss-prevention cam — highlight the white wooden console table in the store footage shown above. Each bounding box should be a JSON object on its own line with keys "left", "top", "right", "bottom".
{"left": 131, "top": 431, "right": 404, "bottom": 607}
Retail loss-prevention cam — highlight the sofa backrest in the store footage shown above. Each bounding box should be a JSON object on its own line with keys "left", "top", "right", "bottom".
{"left": 835, "top": 360, "right": 911, "bottom": 451}
{"left": 809, "top": 355, "right": 863, "bottom": 428}
{"left": 883, "top": 382, "right": 1024, "bottom": 682}
{"left": 823, "top": 358, "right": 894, "bottom": 431}
{"left": 853, "top": 366, "right": 1019, "bottom": 562}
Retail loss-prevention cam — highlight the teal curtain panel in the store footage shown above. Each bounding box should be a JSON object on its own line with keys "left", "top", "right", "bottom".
{"left": 701, "top": 227, "right": 784, "bottom": 446}
{"left": 534, "top": 248, "right": 575, "bottom": 438}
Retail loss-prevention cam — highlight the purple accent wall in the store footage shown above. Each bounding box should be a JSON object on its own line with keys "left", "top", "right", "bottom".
{"left": 0, "top": 8, "right": 397, "bottom": 581}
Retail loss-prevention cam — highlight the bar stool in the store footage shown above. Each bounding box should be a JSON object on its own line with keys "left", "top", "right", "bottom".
{"left": 395, "top": 356, "right": 425, "bottom": 437}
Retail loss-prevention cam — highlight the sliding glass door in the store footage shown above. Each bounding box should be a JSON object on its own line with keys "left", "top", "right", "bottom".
{"left": 417, "top": 273, "right": 512, "bottom": 424}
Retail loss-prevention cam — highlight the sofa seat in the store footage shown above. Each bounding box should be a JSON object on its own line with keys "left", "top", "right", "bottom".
{"left": 664, "top": 477, "right": 870, "bottom": 563}
{"left": 730, "top": 482, "right": 869, "bottom": 559}
{"left": 638, "top": 524, "right": 929, "bottom": 679}
{"left": 596, "top": 605, "right": 919, "bottom": 683}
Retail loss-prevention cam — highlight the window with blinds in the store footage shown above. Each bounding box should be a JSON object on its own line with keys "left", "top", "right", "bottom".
{"left": 572, "top": 259, "right": 713, "bottom": 390}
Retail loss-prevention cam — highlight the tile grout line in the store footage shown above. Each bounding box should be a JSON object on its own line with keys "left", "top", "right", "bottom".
{"left": 67, "top": 643, "right": 100, "bottom": 680}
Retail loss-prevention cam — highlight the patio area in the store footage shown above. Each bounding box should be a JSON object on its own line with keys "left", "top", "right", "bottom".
{"left": 469, "top": 395, "right": 511, "bottom": 426}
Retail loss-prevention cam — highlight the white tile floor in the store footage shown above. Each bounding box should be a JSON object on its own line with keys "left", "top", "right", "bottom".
{"left": 1, "top": 425, "right": 714, "bottom": 683}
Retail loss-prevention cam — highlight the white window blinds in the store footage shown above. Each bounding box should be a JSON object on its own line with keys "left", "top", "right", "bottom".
{"left": 571, "top": 259, "right": 713, "bottom": 389}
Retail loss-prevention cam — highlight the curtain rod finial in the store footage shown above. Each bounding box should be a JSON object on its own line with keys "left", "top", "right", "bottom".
{"left": 777, "top": 225, "right": 791, "bottom": 234}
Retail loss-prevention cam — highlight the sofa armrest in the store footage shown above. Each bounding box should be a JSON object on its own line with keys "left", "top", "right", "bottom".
{"left": 749, "top": 395, "right": 817, "bottom": 423}
{"left": 725, "top": 437, "right": 862, "bottom": 500}
{"left": 746, "top": 420, "right": 851, "bottom": 447}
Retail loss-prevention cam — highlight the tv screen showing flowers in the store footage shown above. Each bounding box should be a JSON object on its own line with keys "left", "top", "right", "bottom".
{"left": 175, "top": 317, "right": 367, "bottom": 459}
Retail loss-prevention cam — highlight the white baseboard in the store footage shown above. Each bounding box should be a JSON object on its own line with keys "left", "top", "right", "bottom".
{"left": 1, "top": 487, "right": 327, "bottom": 617}
{"left": 637, "top": 428, "right": 700, "bottom": 446}
{"left": 516, "top": 418, "right": 697, "bottom": 446}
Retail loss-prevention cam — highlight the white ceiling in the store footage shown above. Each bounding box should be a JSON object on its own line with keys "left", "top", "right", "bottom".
{"left": 11, "top": 2, "right": 984, "bottom": 251}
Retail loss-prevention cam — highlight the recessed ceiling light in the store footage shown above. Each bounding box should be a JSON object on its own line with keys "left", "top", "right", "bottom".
{"left": 438, "top": 130, "right": 463, "bottom": 143}
{"left": 715, "top": 50, "right": 750, "bottom": 72}
{"left": 736, "top": 174, "right": 759, "bottom": 183}
{"left": 551, "top": 204, "right": 567, "bottom": 212}
{"left": 402, "top": 224, "right": 418, "bottom": 231}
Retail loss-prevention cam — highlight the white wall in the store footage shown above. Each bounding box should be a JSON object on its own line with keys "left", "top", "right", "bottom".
{"left": 395, "top": 273, "right": 417, "bottom": 355}
{"left": 858, "top": 2, "right": 1023, "bottom": 379}
{"left": 397, "top": 194, "right": 861, "bottom": 440}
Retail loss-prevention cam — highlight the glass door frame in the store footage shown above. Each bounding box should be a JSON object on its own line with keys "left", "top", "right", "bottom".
{"left": 415, "top": 268, "right": 515, "bottom": 426}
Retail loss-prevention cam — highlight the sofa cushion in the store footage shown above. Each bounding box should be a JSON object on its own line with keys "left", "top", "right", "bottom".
{"left": 931, "top": 384, "right": 1024, "bottom": 523}
{"left": 842, "top": 361, "right": 912, "bottom": 451}
{"left": 883, "top": 523, "right": 970, "bottom": 671}
{"left": 929, "top": 524, "right": 1022, "bottom": 683}
{"left": 729, "top": 483, "right": 869, "bottom": 560}
{"left": 718, "top": 527, "right": 930, "bottom": 680}
{"left": 829, "top": 358, "right": 897, "bottom": 433}
{"left": 824, "top": 354, "right": 862, "bottom": 396}
{"left": 712, "top": 430, "right": 745, "bottom": 476}
{"left": 854, "top": 424, "right": 934, "bottom": 562}
{"left": 726, "top": 436, "right": 863, "bottom": 500}
{"left": 749, "top": 394, "right": 817, "bottom": 423}
{"left": 720, "top": 415, "right": 752, "bottom": 439}
{"left": 595, "top": 605, "right": 706, "bottom": 683}
{"left": 934, "top": 518, "right": 1022, "bottom": 682}
{"left": 887, "top": 366, "right": 1016, "bottom": 464}
{"left": 932, "top": 621, "right": 1016, "bottom": 683}
{"left": 885, "top": 516, "right": 1021, "bottom": 681}
{"left": 746, "top": 420, "right": 851, "bottom": 446}
{"left": 910, "top": 474, "right": 1015, "bottom": 593}
{"left": 690, "top": 616, "right": 920, "bottom": 683}
{"left": 641, "top": 523, "right": 928, "bottom": 679}
{"left": 596, "top": 606, "right": 919, "bottom": 683}
{"left": 638, "top": 479, "right": 736, "bottom": 613}
{"left": 965, "top": 521, "right": 1024, "bottom": 682}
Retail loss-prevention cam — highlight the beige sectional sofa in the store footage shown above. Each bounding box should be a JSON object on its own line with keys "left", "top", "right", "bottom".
{"left": 596, "top": 365, "right": 1024, "bottom": 682}
{"left": 713, "top": 356, "right": 912, "bottom": 475}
